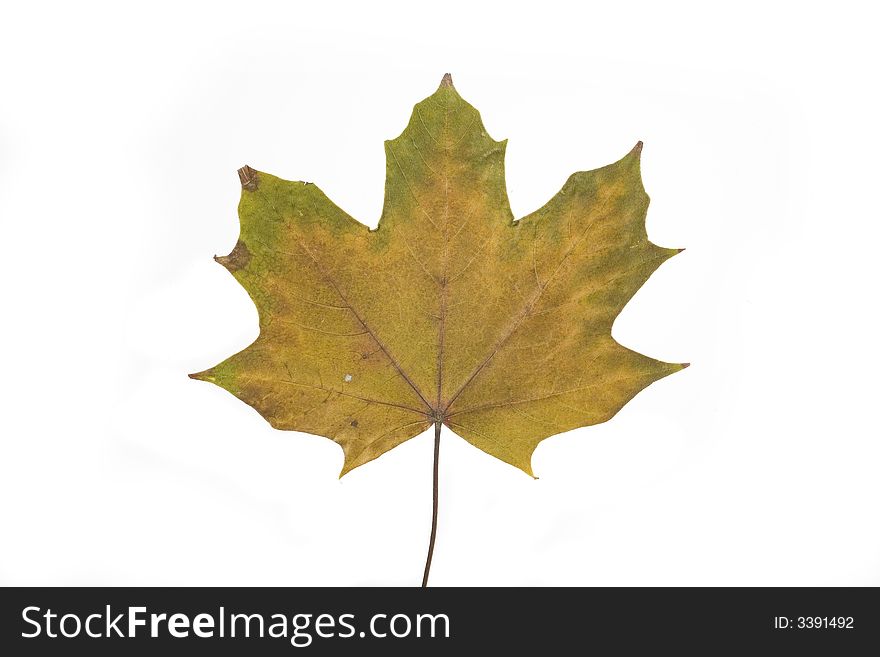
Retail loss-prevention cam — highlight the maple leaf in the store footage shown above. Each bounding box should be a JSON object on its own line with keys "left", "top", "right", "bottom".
{"left": 190, "top": 74, "right": 685, "bottom": 583}
{"left": 191, "top": 72, "right": 685, "bottom": 475}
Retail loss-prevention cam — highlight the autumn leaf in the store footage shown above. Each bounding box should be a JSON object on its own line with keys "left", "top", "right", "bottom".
{"left": 190, "top": 74, "right": 685, "bottom": 583}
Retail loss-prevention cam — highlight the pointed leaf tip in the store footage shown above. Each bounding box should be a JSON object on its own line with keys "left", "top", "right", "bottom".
{"left": 440, "top": 73, "right": 454, "bottom": 88}
{"left": 214, "top": 240, "right": 251, "bottom": 272}
{"left": 632, "top": 140, "right": 644, "bottom": 155}
{"left": 237, "top": 165, "right": 258, "bottom": 191}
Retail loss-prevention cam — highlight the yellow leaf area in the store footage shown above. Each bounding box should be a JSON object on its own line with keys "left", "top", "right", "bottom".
{"left": 191, "top": 75, "right": 686, "bottom": 477}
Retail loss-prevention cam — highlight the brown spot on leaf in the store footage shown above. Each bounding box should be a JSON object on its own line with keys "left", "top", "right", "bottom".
{"left": 350, "top": 420, "right": 359, "bottom": 428}
{"left": 214, "top": 240, "right": 251, "bottom": 272}
{"left": 238, "top": 165, "right": 259, "bottom": 191}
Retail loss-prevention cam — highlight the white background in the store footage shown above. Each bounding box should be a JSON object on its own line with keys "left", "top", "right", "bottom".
{"left": 2, "top": 1, "right": 878, "bottom": 586}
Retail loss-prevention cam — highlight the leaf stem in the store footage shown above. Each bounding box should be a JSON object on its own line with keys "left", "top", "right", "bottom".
{"left": 421, "top": 421, "right": 441, "bottom": 587}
